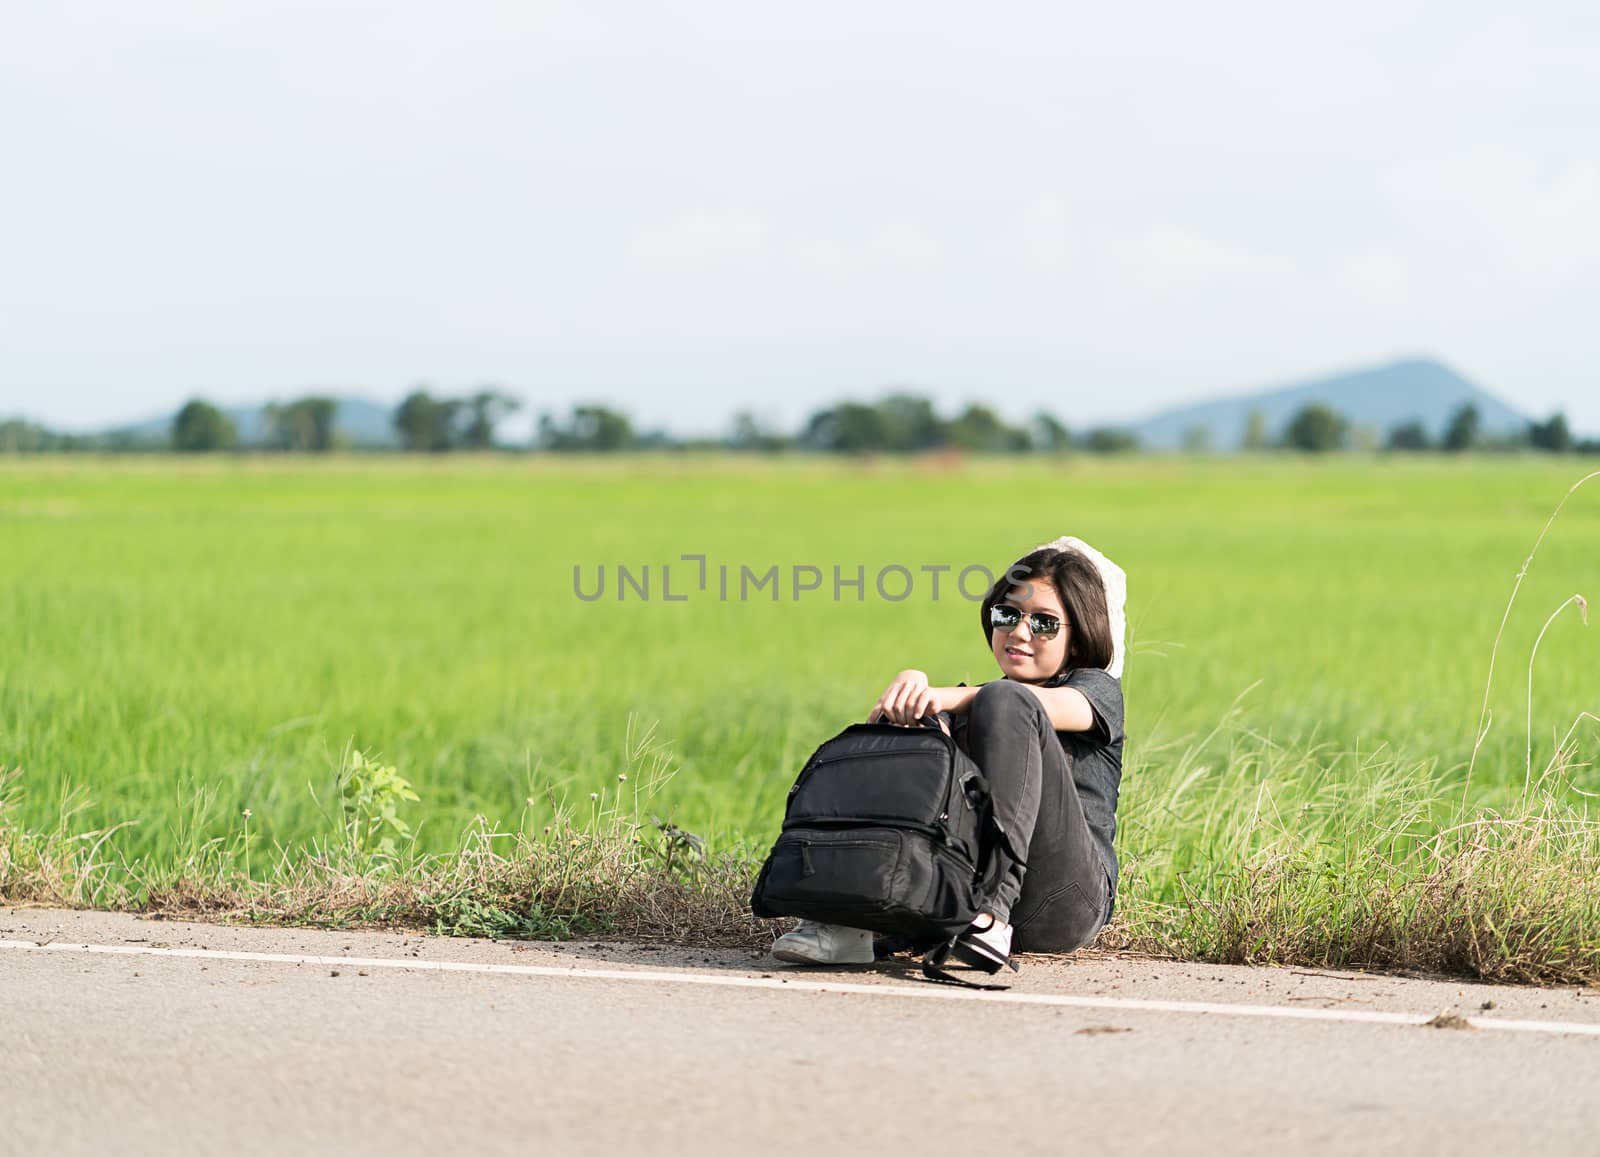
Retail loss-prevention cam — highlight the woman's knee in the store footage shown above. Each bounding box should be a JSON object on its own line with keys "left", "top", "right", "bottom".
{"left": 1011, "top": 878, "right": 1107, "bottom": 953}
{"left": 971, "top": 678, "right": 1044, "bottom": 724}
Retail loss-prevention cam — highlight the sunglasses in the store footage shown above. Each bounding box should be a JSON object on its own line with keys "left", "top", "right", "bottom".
{"left": 989, "top": 603, "right": 1064, "bottom": 641}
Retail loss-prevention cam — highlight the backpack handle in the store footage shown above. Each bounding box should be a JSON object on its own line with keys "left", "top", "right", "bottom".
{"left": 868, "top": 710, "right": 948, "bottom": 731}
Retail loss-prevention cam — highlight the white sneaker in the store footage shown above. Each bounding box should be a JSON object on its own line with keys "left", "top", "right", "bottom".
{"left": 951, "top": 915, "right": 1017, "bottom": 973}
{"left": 770, "top": 920, "right": 876, "bottom": 965}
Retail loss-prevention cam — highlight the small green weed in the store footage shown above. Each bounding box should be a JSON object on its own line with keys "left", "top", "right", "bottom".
{"left": 333, "top": 745, "right": 420, "bottom": 864}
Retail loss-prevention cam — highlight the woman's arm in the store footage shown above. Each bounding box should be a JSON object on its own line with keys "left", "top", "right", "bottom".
{"left": 872, "top": 672, "right": 1101, "bottom": 733}
{"left": 1013, "top": 683, "right": 1097, "bottom": 732}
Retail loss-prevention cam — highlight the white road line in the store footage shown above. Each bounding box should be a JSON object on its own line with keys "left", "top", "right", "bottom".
{"left": 3, "top": 938, "right": 1596, "bottom": 1039}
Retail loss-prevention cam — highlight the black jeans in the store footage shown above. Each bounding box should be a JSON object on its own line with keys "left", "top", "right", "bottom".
{"left": 946, "top": 680, "right": 1110, "bottom": 953}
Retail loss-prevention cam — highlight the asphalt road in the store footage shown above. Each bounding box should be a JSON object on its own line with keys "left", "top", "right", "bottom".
{"left": 4, "top": 907, "right": 1599, "bottom": 1156}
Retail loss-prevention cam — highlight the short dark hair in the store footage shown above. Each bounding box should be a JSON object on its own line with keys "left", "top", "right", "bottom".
{"left": 979, "top": 547, "right": 1114, "bottom": 675}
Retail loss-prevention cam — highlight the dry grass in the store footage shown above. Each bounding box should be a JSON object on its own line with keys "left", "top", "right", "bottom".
{"left": 1107, "top": 804, "right": 1600, "bottom": 986}
{"left": 10, "top": 760, "right": 1600, "bottom": 984}
{"left": 1, "top": 782, "right": 770, "bottom": 947}
{"left": 141, "top": 839, "right": 769, "bottom": 948}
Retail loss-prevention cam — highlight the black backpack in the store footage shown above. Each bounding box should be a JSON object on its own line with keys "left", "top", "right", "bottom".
{"left": 749, "top": 715, "right": 1023, "bottom": 985}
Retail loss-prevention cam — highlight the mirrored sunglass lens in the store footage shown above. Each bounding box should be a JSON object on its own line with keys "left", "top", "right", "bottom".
{"left": 990, "top": 605, "right": 1020, "bottom": 628}
{"left": 1029, "top": 615, "right": 1061, "bottom": 638}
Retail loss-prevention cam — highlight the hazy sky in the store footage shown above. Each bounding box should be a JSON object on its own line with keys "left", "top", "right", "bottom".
{"left": 3, "top": 1, "right": 1597, "bottom": 438}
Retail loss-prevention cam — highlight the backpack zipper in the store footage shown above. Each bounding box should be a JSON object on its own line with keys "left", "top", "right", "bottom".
{"left": 778, "top": 824, "right": 977, "bottom": 868}
{"left": 780, "top": 814, "right": 967, "bottom": 852}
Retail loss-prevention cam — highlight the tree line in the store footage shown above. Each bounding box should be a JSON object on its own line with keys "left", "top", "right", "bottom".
{"left": 173, "top": 391, "right": 527, "bottom": 453}
{"left": 2, "top": 389, "right": 1593, "bottom": 456}
{"left": 0, "top": 389, "right": 1143, "bottom": 455}
{"left": 1248, "top": 402, "right": 1593, "bottom": 454}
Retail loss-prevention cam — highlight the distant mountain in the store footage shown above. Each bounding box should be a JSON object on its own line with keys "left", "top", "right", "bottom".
{"left": 110, "top": 396, "right": 399, "bottom": 447}
{"left": 1128, "top": 358, "right": 1530, "bottom": 451}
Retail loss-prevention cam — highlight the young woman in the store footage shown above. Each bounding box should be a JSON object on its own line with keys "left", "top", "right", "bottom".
{"left": 771, "top": 539, "right": 1126, "bottom": 972}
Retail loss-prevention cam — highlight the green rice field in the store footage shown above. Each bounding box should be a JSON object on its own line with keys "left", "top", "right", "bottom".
{"left": 4, "top": 455, "right": 1599, "bottom": 976}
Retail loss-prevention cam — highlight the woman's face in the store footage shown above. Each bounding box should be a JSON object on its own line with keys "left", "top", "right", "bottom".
{"left": 990, "top": 579, "right": 1071, "bottom": 683}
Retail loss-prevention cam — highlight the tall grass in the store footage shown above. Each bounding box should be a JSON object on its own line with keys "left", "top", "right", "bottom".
{"left": 2, "top": 455, "right": 1597, "bottom": 980}
{"left": 1111, "top": 722, "right": 1600, "bottom": 983}
{"left": 0, "top": 719, "right": 761, "bottom": 943}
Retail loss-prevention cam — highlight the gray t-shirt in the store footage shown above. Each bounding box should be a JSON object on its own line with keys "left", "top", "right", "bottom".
{"left": 1040, "top": 666, "right": 1125, "bottom": 918}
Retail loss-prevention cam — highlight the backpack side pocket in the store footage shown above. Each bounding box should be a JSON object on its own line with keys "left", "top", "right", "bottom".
{"left": 751, "top": 827, "right": 906, "bottom": 928}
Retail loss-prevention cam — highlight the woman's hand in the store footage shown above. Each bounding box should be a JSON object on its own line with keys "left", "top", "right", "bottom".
{"left": 870, "top": 669, "right": 943, "bottom": 726}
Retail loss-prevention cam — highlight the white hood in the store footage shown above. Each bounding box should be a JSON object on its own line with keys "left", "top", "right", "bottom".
{"left": 1031, "top": 536, "right": 1127, "bottom": 679}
